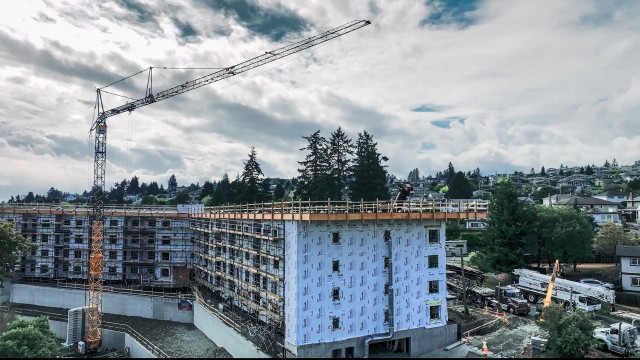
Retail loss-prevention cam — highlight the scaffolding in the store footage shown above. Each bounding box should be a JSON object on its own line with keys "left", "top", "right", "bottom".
{"left": 190, "top": 217, "right": 285, "bottom": 356}
{"left": 0, "top": 205, "right": 192, "bottom": 291}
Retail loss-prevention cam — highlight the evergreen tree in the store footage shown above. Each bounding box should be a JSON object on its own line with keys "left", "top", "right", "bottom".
{"left": 445, "top": 162, "right": 456, "bottom": 186}
{"left": 297, "top": 131, "right": 330, "bottom": 201}
{"left": 469, "top": 179, "right": 536, "bottom": 273}
{"left": 46, "top": 187, "right": 63, "bottom": 203}
{"left": 603, "top": 159, "right": 610, "bottom": 168}
{"left": 273, "top": 182, "right": 286, "bottom": 200}
{"left": 349, "top": 131, "right": 389, "bottom": 201}
{"left": 585, "top": 165, "right": 594, "bottom": 175}
{"left": 239, "top": 147, "right": 264, "bottom": 204}
{"left": 228, "top": 175, "right": 242, "bottom": 204}
{"left": 199, "top": 181, "right": 215, "bottom": 200}
{"left": 127, "top": 176, "right": 140, "bottom": 195}
{"left": 326, "top": 127, "right": 355, "bottom": 200}
{"left": 147, "top": 181, "right": 160, "bottom": 195}
{"left": 23, "top": 192, "right": 35, "bottom": 203}
{"left": 540, "top": 166, "right": 546, "bottom": 176}
{"left": 445, "top": 171, "right": 473, "bottom": 199}
{"left": 259, "top": 179, "right": 272, "bottom": 202}
{"left": 168, "top": 174, "right": 178, "bottom": 193}
{"left": 213, "top": 174, "right": 231, "bottom": 205}
{"left": 407, "top": 168, "right": 420, "bottom": 183}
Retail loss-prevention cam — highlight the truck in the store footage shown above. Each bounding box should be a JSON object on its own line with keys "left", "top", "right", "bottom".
{"left": 512, "top": 268, "right": 615, "bottom": 312}
{"left": 446, "top": 270, "right": 531, "bottom": 315}
{"left": 593, "top": 322, "right": 639, "bottom": 356}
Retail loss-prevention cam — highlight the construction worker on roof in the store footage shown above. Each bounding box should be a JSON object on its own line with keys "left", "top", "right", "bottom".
{"left": 394, "top": 182, "right": 413, "bottom": 211}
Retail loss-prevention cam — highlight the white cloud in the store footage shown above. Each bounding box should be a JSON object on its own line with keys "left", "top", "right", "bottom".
{"left": 1, "top": 0, "right": 640, "bottom": 200}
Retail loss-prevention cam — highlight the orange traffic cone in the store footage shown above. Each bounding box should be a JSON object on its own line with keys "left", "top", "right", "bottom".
{"left": 466, "top": 331, "right": 471, "bottom": 344}
{"left": 495, "top": 308, "right": 499, "bottom": 319}
{"left": 484, "top": 306, "right": 488, "bottom": 316}
{"left": 503, "top": 312, "right": 508, "bottom": 323}
{"left": 482, "top": 338, "right": 488, "bottom": 356}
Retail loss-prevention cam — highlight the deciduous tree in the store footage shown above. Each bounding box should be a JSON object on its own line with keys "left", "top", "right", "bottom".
{"left": 0, "top": 316, "right": 59, "bottom": 358}
{"left": 593, "top": 222, "right": 639, "bottom": 262}
{"left": 537, "top": 305, "right": 596, "bottom": 358}
{"left": 0, "top": 221, "right": 35, "bottom": 287}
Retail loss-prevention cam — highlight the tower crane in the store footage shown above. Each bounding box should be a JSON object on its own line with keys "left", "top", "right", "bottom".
{"left": 85, "top": 20, "right": 370, "bottom": 352}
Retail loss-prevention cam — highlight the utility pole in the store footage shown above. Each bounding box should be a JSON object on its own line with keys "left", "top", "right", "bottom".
{"left": 460, "top": 247, "right": 469, "bottom": 316}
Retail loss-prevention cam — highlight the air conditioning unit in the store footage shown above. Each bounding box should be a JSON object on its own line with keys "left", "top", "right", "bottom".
{"left": 66, "top": 306, "right": 85, "bottom": 346}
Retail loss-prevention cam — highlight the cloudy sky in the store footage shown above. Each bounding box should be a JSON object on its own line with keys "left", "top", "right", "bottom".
{"left": 1, "top": 0, "right": 640, "bottom": 201}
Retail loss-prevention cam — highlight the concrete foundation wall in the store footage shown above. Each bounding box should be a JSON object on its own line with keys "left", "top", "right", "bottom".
{"left": 10, "top": 284, "right": 193, "bottom": 323}
{"left": 293, "top": 323, "right": 458, "bottom": 358}
{"left": 193, "top": 301, "right": 268, "bottom": 358}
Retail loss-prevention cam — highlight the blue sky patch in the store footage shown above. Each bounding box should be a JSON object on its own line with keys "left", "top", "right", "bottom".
{"left": 419, "top": 142, "right": 436, "bottom": 151}
{"left": 420, "top": 0, "right": 480, "bottom": 29}
{"left": 411, "top": 104, "right": 444, "bottom": 112}
{"left": 431, "top": 117, "right": 465, "bottom": 128}
{"left": 200, "top": 0, "right": 308, "bottom": 41}
{"left": 173, "top": 18, "right": 198, "bottom": 38}
{"left": 121, "top": 0, "right": 155, "bottom": 23}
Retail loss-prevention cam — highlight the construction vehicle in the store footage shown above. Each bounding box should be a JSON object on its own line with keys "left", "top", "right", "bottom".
{"left": 512, "top": 268, "right": 615, "bottom": 312}
{"left": 446, "top": 267, "right": 530, "bottom": 315}
{"left": 593, "top": 322, "right": 639, "bottom": 356}
{"left": 84, "top": 20, "right": 371, "bottom": 352}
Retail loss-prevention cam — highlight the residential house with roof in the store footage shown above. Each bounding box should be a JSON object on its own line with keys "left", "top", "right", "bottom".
{"left": 557, "top": 175, "right": 592, "bottom": 193}
{"left": 543, "top": 195, "right": 621, "bottom": 226}
{"left": 594, "top": 191, "right": 630, "bottom": 204}
{"left": 617, "top": 245, "right": 640, "bottom": 292}
{"left": 472, "top": 190, "right": 491, "bottom": 198}
{"left": 621, "top": 196, "right": 640, "bottom": 223}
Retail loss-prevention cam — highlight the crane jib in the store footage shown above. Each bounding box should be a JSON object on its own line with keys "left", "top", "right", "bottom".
{"left": 95, "top": 20, "right": 370, "bottom": 122}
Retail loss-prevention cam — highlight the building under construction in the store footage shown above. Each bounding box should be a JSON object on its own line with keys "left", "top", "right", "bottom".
{"left": 0, "top": 199, "right": 488, "bottom": 358}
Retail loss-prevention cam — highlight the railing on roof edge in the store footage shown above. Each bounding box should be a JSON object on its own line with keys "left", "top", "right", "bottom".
{"left": 0, "top": 199, "right": 489, "bottom": 215}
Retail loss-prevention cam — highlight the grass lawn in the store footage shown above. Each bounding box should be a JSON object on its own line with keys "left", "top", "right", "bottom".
{"left": 552, "top": 263, "right": 620, "bottom": 283}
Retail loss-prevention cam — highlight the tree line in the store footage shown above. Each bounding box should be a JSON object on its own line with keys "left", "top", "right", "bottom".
{"left": 6, "top": 128, "right": 392, "bottom": 206}
{"left": 464, "top": 178, "right": 640, "bottom": 273}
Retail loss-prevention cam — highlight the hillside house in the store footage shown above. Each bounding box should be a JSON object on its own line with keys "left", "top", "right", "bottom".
{"left": 617, "top": 245, "right": 640, "bottom": 293}
{"left": 594, "top": 191, "right": 630, "bottom": 204}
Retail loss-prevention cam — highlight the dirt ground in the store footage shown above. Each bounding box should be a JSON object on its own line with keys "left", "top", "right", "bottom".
{"left": 425, "top": 306, "right": 543, "bottom": 358}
